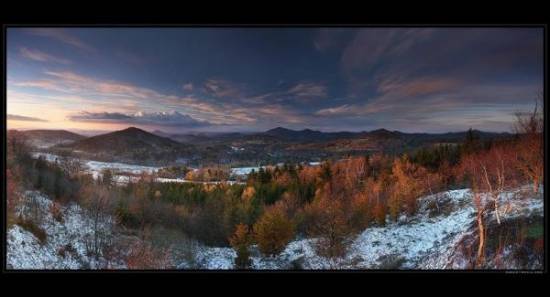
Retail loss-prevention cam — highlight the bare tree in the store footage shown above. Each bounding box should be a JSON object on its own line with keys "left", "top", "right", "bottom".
{"left": 80, "top": 182, "right": 113, "bottom": 266}
{"left": 458, "top": 154, "right": 488, "bottom": 266}
{"left": 513, "top": 95, "right": 544, "bottom": 193}
{"left": 306, "top": 187, "right": 354, "bottom": 262}
{"left": 473, "top": 192, "right": 486, "bottom": 267}
{"left": 513, "top": 95, "right": 543, "bottom": 136}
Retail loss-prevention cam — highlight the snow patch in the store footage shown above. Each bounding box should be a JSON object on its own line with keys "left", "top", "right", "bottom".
{"left": 7, "top": 191, "right": 122, "bottom": 269}
{"left": 177, "top": 187, "right": 543, "bottom": 270}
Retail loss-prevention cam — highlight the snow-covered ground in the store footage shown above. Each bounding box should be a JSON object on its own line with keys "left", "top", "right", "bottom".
{"left": 33, "top": 152, "right": 246, "bottom": 184}
{"left": 182, "top": 187, "right": 543, "bottom": 270}
{"left": 230, "top": 166, "right": 265, "bottom": 176}
{"left": 7, "top": 191, "right": 124, "bottom": 269}
{"left": 32, "top": 152, "right": 160, "bottom": 179}
{"left": 155, "top": 177, "right": 243, "bottom": 185}
{"left": 86, "top": 160, "right": 159, "bottom": 177}
{"left": 32, "top": 152, "right": 321, "bottom": 185}
{"left": 31, "top": 152, "right": 60, "bottom": 163}
{"left": 7, "top": 186, "right": 543, "bottom": 270}
{"left": 230, "top": 146, "right": 245, "bottom": 152}
{"left": 230, "top": 162, "right": 321, "bottom": 177}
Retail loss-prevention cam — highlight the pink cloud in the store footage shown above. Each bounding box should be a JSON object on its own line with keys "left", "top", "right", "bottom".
{"left": 26, "top": 28, "right": 95, "bottom": 52}
{"left": 19, "top": 47, "right": 71, "bottom": 64}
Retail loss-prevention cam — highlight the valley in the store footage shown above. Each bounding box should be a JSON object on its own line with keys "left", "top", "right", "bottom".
{"left": 12, "top": 126, "right": 512, "bottom": 167}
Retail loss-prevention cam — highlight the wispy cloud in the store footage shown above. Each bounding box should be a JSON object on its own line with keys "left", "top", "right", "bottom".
{"left": 114, "top": 50, "right": 146, "bottom": 65}
{"left": 202, "top": 79, "right": 245, "bottom": 98}
{"left": 314, "top": 79, "right": 539, "bottom": 133}
{"left": 25, "top": 28, "right": 95, "bottom": 52}
{"left": 339, "top": 28, "right": 542, "bottom": 99}
{"left": 68, "top": 110, "right": 212, "bottom": 128}
{"left": 341, "top": 28, "right": 435, "bottom": 77}
{"left": 8, "top": 114, "right": 49, "bottom": 122}
{"left": 19, "top": 47, "right": 71, "bottom": 64}
{"left": 315, "top": 104, "right": 354, "bottom": 116}
{"left": 16, "top": 70, "right": 169, "bottom": 100}
{"left": 287, "top": 82, "right": 327, "bottom": 99}
{"left": 8, "top": 28, "right": 542, "bottom": 133}
{"left": 12, "top": 71, "right": 259, "bottom": 126}
{"left": 376, "top": 77, "right": 461, "bottom": 98}
{"left": 246, "top": 81, "right": 328, "bottom": 105}
{"left": 182, "top": 83, "right": 194, "bottom": 92}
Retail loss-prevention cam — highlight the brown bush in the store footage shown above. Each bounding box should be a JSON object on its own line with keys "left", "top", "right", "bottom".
{"left": 365, "top": 176, "right": 389, "bottom": 226}
{"left": 6, "top": 168, "right": 21, "bottom": 226}
{"left": 306, "top": 196, "right": 354, "bottom": 259}
{"left": 253, "top": 205, "right": 295, "bottom": 257}
{"left": 126, "top": 239, "right": 173, "bottom": 269}
{"left": 229, "top": 224, "right": 252, "bottom": 269}
{"left": 57, "top": 243, "right": 76, "bottom": 258}
{"left": 350, "top": 191, "right": 371, "bottom": 230}
{"left": 50, "top": 201, "right": 64, "bottom": 223}
{"left": 17, "top": 217, "right": 47, "bottom": 245}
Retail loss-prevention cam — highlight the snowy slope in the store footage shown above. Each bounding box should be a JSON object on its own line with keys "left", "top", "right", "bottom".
{"left": 6, "top": 191, "right": 123, "bottom": 269}
{"left": 183, "top": 187, "right": 543, "bottom": 270}
{"left": 7, "top": 186, "right": 542, "bottom": 270}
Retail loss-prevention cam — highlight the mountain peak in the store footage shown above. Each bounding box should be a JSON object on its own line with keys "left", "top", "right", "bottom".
{"left": 121, "top": 126, "right": 146, "bottom": 133}
{"left": 370, "top": 128, "right": 391, "bottom": 133}
{"left": 266, "top": 126, "right": 293, "bottom": 133}
{"left": 62, "top": 126, "right": 182, "bottom": 157}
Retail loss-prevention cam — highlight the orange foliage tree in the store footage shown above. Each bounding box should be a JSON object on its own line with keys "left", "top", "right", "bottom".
{"left": 229, "top": 223, "right": 253, "bottom": 269}
{"left": 306, "top": 195, "right": 354, "bottom": 260}
{"left": 253, "top": 204, "right": 295, "bottom": 257}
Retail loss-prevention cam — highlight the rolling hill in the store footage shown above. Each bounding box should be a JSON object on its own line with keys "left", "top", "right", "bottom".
{"left": 37, "top": 126, "right": 514, "bottom": 166}
{"left": 16, "top": 129, "right": 86, "bottom": 148}
{"left": 55, "top": 127, "right": 197, "bottom": 165}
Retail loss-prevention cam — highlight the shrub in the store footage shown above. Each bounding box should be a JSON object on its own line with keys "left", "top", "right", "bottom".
{"left": 50, "top": 201, "right": 64, "bottom": 223}
{"left": 229, "top": 224, "right": 253, "bottom": 269}
{"left": 306, "top": 197, "right": 354, "bottom": 259}
{"left": 350, "top": 192, "right": 371, "bottom": 231}
{"left": 57, "top": 243, "right": 76, "bottom": 258}
{"left": 253, "top": 206, "right": 294, "bottom": 257}
{"left": 126, "top": 240, "right": 173, "bottom": 269}
{"left": 17, "top": 217, "right": 47, "bottom": 245}
{"left": 126, "top": 228, "right": 173, "bottom": 269}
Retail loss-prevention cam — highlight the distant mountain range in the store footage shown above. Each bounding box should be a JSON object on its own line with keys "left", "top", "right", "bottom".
{"left": 15, "top": 126, "right": 513, "bottom": 166}
{"left": 14, "top": 129, "right": 86, "bottom": 148}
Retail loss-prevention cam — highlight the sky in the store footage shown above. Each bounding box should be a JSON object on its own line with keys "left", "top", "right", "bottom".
{"left": 6, "top": 27, "right": 543, "bottom": 133}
